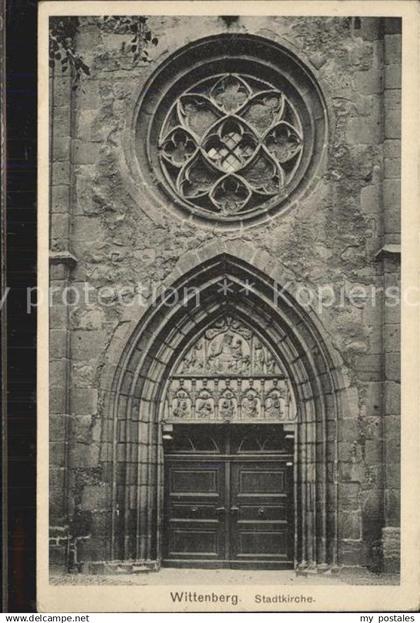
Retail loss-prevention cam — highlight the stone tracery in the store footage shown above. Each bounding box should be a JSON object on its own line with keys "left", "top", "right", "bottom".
{"left": 158, "top": 73, "right": 303, "bottom": 216}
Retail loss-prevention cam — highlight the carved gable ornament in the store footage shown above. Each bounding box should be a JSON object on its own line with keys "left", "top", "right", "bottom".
{"left": 163, "top": 316, "right": 297, "bottom": 424}
{"left": 134, "top": 35, "right": 327, "bottom": 227}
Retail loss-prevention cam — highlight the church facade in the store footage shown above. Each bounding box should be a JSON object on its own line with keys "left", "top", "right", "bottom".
{"left": 49, "top": 16, "right": 401, "bottom": 575}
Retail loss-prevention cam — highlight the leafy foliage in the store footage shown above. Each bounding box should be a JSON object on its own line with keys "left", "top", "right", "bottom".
{"left": 49, "top": 17, "right": 90, "bottom": 89}
{"left": 49, "top": 16, "right": 159, "bottom": 89}
{"left": 100, "top": 16, "right": 158, "bottom": 64}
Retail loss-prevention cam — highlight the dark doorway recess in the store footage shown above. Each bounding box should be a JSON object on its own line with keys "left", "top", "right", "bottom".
{"left": 163, "top": 425, "right": 294, "bottom": 569}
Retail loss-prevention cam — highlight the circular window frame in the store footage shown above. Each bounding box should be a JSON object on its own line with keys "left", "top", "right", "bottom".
{"left": 133, "top": 34, "right": 328, "bottom": 228}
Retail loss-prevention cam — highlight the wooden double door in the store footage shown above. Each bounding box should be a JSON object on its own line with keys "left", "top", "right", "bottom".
{"left": 163, "top": 425, "right": 294, "bottom": 569}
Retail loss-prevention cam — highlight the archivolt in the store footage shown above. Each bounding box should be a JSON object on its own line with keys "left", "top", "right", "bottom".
{"left": 104, "top": 253, "right": 347, "bottom": 570}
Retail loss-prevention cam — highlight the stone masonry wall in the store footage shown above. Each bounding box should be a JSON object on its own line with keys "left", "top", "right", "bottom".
{"left": 49, "top": 16, "right": 401, "bottom": 571}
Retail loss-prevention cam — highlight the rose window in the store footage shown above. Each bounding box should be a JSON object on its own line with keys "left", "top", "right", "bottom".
{"left": 134, "top": 36, "right": 327, "bottom": 225}
{"left": 158, "top": 74, "right": 304, "bottom": 216}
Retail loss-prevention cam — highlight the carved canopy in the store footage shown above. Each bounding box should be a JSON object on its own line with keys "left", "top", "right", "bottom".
{"left": 163, "top": 316, "right": 296, "bottom": 424}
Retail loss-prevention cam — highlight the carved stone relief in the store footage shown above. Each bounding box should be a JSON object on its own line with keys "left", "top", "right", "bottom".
{"left": 163, "top": 316, "right": 296, "bottom": 423}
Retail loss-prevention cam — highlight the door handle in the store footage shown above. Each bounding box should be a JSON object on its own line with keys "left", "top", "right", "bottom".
{"left": 215, "top": 506, "right": 226, "bottom": 514}
{"left": 230, "top": 506, "right": 240, "bottom": 514}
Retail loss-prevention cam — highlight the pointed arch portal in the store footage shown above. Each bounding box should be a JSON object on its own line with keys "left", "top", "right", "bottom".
{"left": 105, "top": 253, "right": 346, "bottom": 571}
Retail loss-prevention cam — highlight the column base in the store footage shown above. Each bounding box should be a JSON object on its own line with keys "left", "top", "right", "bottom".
{"left": 295, "top": 563, "right": 340, "bottom": 575}
{"left": 80, "top": 559, "right": 161, "bottom": 574}
{"left": 49, "top": 525, "right": 70, "bottom": 572}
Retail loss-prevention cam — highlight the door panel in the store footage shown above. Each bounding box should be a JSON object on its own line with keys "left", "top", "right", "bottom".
{"left": 164, "top": 460, "right": 226, "bottom": 563}
{"left": 163, "top": 426, "right": 294, "bottom": 569}
{"left": 230, "top": 461, "right": 293, "bottom": 567}
{"left": 170, "top": 468, "right": 218, "bottom": 494}
{"left": 238, "top": 468, "right": 286, "bottom": 494}
{"left": 238, "top": 531, "right": 288, "bottom": 556}
{"left": 239, "top": 503, "right": 288, "bottom": 522}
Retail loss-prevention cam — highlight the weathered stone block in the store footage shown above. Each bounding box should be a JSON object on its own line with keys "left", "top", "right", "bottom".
{"left": 77, "top": 536, "right": 108, "bottom": 562}
{"left": 384, "top": 438, "right": 400, "bottom": 464}
{"left": 79, "top": 80, "right": 103, "bottom": 110}
{"left": 339, "top": 460, "right": 364, "bottom": 483}
{"left": 50, "top": 387, "right": 66, "bottom": 414}
{"left": 384, "top": 109, "right": 401, "bottom": 139}
{"left": 382, "top": 526, "right": 400, "bottom": 572}
{"left": 384, "top": 139, "right": 400, "bottom": 158}
{"left": 339, "top": 417, "right": 359, "bottom": 441}
{"left": 49, "top": 263, "right": 67, "bottom": 281}
{"left": 385, "top": 353, "right": 400, "bottom": 381}
{"left": 73, "top": 414, "right": 93, "bottom": 443}
{"left": 384, "top": 259, "right": 401, "bottom": 280}
{"left": 51, "top": 214, "right": 70, "bottom": 242}
{"left": 52, "top": 161, "right": 70, "bottom": 186}
{"left": 49, "top": 543, "right": 67, "bottom": 570}
{"left": 70, "top": 306, "right": 105, "bottom": 331}
{"left": 385, "top": 464, "right": 400, "bottom": 488}
{"left": 71, "top": 510, "right": 93, "bottom": 536}
{"left": 86, "top": 511, "right": 110, "bottom": 539}
{"left": 360, "top": 18, "right": 381, "bottom": 42}
{"left": 360, "top": 381, "right": 382, "bottom": 410}
{"left": 383, "top": 179, "right": 401, "bottom": 208}
{"left": 53, "top": 136, "right": 71, "bottom": 162}
{"left": 353, "top": 69, "right": 382, "bottom": 95}
{"left": 339, "top": 482, "right": 361, "bottom": 510}
{"left": 364, "top": 440, "right": 382, "bottom": 464}
{"left": 384, "top": 157, "right": 401, "bottom": 178}
{"left": 72, "top": 361, "right": 96, "bottom": 387}
{"left": 353, "top": 353, "right": 383, "bottom": 381}
{"left": 384, "top": 34, "right": 401, "bottom": 65}
{"left": 71, "top": 443, "right": 100, "bottom": 468}
{"left": 384, "top": 412, "right": 400, "bottom": 436}
{"left": 384, "top": 18, "right": 402, "bottom": 35}
{"left": 384, "top": 64, "right": 401, "bottom": 89}
{"left": 384, "top": 204, "right": 401, "bottom": 235}
{"left": 49, "top": 359, "right": 67, "bottom": 388}
{"left": 71, "top": 388, "right": 98, "bottom": 416}
{"left": 51, "top": 185, "right": 69, "bottom": 214}
{"left": 385, "top": 489, "right": 401, "bottom": 525}
{"left": 340, "top": 441, "right": 363, "bottom": 463}
{"left": 175, "top": 251, "right": 201, "bottom": 276}
{"left": 80, "top": 485, "right": 106, "bottom": 511}
{"left": 72, "top": 216, "right": 105, "bottom": 242}
{"left": 339, "top": 540, "right": 366, "bottom": 566}
{"left": 385, "top": 88, "right": 401, "bottom": 110}
{"left": 339, "top": 511, "right": 362, "bottom": 540}
{"left": 72, "top": 329, "right": 107, "bottom": 361}
{"left": 49, "top": 468, "right": 66, "bottom": 519}
{"left": 50, "top": 441, "right": 65, "bottom": 466}
{"left": 52, "top": 106, "right": 71, "bottom": 136}
{"left": 346, "top": 116, "right": 381, "bottom": 145}
{"left": 384, "top": 323, "right": 400, "bottom": 353}
{"left": 196, "top": 239, "right": 227, "bottom": 262}
{"left": 73, "top": 140, "right": 101, "bottom": 165}
{"left": 52, "top": 75, "right": 72, "bottom": 106}
{"left": 50, "top": 414, "right": 69, "bottom": 442}
{"left": 75, "top": 109, "right": 98, "bottom": 141}
{"left": 49, "top": 304, "right": 68, "bottom": 330}
{"left": 385, "top": 381, "right": 401, "bottom": 415}
{"left": 360, "top": 183, "right": 380, "bottom": 215}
